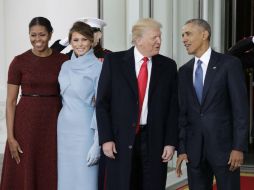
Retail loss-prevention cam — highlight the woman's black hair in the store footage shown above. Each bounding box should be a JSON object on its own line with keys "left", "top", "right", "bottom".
{"left": 29, "top": 17, "right": 53, "bottom": 33}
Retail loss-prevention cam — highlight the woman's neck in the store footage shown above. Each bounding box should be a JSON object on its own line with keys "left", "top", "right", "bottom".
{"left": 32, "top": 48, "right": 52, "bottom": 57}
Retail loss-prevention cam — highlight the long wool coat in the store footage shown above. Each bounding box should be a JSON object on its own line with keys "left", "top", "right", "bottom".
{"left": 96, "top": 47, "right": 178, "bottom": 190}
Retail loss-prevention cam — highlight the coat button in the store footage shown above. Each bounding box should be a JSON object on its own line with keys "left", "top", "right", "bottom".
{"left": 200, "top": 113, "right": 204, "bottom": 117}
{"left": 128, "top": 145, "right": 133, "bottom": 149}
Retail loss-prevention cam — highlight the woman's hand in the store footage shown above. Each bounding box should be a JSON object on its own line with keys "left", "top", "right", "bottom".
{"left": 8, "top": 138, "right": 23, "bottom": 164}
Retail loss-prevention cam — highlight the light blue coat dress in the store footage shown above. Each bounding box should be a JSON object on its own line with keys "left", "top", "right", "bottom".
{"left": 57, "top": 49, "right": 102, "bottom": 190}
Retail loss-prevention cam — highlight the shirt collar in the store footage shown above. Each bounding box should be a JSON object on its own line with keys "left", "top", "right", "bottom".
{"left": 195, "top": 47, "right": 211, "bottom": 66}
{"left": 134, "top": 47, "right": 151, "bottom": 66}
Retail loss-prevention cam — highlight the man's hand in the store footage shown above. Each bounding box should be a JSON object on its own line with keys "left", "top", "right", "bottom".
{"left": 161, "top": 145, "right": 175, "bottom": 162}
{"left": 102, "top": 141, "right": 117, "bottom": 159}
{"left": 228, "top": 150, "right": 243, "bottom": 171}
{"left": 176, "top": 153, "right": 188, "bottom": 177}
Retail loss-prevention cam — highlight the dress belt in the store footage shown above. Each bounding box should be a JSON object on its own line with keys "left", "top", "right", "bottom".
{"left": 21, "top": 93, "right": 59, "bottom": 97}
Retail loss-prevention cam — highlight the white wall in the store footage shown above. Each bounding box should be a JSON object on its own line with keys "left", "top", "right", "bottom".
{"left": 0, "top": 0, "right": 5, "bottom": 93}
{"left": 0, "top": 0, "right": 98, "bottom": 153}
{"left": 4, "top": 0, "right": 98, "bottom": 66}
{"left": 0, "top": 0, "right": 6, "bottom": 153}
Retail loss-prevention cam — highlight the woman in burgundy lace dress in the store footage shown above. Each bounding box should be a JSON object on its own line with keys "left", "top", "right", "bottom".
{"left": 0, "top": 17, "right": 68, "bottom": 190}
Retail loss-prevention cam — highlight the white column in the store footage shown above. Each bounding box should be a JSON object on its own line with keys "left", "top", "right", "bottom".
{"left": 212, "top": 0, "right": 222, "bottom": 52}
{"left": 0, "top": 0, "right": 98, "bottom": 153}
{"left": 103, "top": 0, "right": 127, "bottom": 51}
{"left": 202, "top": 0, "right": 209, "bottom": 21}
{"left": 126, "top": 0, "right": 141, "bottom": 48}
{"left": 140, "top": 0, "right": 151, "bottom": 18}
{"left": 172, "top": 0, "right": 200, "bottom": 67}
{"left": 153, "top": 0, "right": 173, "bottom": 57}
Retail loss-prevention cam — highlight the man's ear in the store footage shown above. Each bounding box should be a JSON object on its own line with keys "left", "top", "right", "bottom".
{"left": 136, "top": 37, "right": 143, "bottom": 46}
{"left": 203, "top": 30, "right": 209, "bottom": 41}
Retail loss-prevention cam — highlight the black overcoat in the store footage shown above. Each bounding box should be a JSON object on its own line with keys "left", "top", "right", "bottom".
{"left": 96, "top": 47, "right": 178, "bottom": 190}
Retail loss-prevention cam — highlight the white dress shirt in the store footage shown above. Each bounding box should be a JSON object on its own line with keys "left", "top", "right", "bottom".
{"left": 134, "top": 47, "right": 152, "bottom": 125}
{"left": 193, "top": 47, "right": 212, "bottom": 84}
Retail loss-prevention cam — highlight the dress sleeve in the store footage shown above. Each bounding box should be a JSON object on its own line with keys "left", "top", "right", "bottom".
{"left": 7, "top": 57, "right": 21, "bottom": 85}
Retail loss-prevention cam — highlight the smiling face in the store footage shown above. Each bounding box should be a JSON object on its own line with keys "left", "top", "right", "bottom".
{"left": 136, "top": 28, "right": 161, "bottom": 57}
{"left": 181, "top": 23, "right": 210, "bottom": 58}
{"left": 70, "top": 32, "right": 93, "bottom": 57}
{"left": 29, "top": 25, "right": 52, "bottom": 54}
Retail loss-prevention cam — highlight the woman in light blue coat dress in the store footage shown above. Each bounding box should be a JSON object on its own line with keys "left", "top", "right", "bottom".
{"left": 57, "top": 21, "right": 101, "bottom": 190}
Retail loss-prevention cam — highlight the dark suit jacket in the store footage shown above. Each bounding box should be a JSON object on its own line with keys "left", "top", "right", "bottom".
{"left": 96, "top": 47, "right": 178, "bottom": 190}
{"left": 178, "top": 50, "right": 249, "bottom": 167}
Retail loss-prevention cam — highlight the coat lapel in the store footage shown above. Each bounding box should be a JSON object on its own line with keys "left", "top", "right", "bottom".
{"left": 121, "top": 47, "right": 138, "bottom": 98}
{"left": 148, "top": 55, "right": 163, "bottom": 100}
{"left": 202, "top": 50, "right": 219, "bottom": 104}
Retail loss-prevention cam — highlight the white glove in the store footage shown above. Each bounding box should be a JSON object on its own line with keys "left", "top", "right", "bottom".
{"left": 86, "top": 130, "right": 100, "bottom": 166}
{"left": 59, "top": 37, "right": 69, "bottom": 46}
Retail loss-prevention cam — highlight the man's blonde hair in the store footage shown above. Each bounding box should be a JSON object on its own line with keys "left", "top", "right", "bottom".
{"left": 132, "top": 18, "right": 162, "bottom": 44}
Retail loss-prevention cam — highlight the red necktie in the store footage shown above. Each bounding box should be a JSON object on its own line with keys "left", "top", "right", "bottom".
{"left": 136, "top": 57, "right": 148, "bottom": 133}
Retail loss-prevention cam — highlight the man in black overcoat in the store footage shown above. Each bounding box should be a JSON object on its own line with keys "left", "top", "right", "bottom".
{"left": 96, "top": 18, "right": 178, "bottom": 190}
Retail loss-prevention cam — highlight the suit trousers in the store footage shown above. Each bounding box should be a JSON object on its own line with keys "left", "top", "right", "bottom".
{"left": 130, "top": 127, "right": 150, "bottom": 190}
{"left": 187, "top": 158, "right": 240, "bottom": 190}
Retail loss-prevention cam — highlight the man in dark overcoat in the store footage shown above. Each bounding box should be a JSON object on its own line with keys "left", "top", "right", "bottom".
{"left": 96, "top": 18, "right": 178, "bottom": 190}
